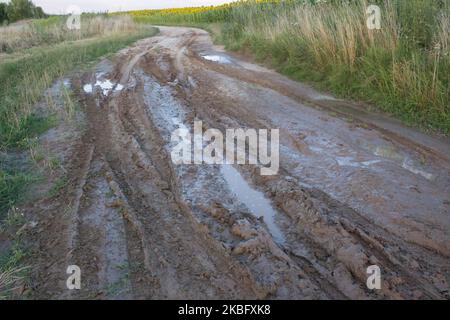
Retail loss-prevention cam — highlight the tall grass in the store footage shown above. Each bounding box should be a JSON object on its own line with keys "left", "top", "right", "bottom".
{"left": 0, "top": 15, "right": 139, "bottom": 53}
{"left": 127, "top": 0, "right": 450, "bottom": 134}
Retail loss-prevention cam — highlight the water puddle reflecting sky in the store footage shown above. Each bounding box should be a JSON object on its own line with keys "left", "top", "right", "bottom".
{"left": 220, "top": 165, "right": 285, "bottom": 244}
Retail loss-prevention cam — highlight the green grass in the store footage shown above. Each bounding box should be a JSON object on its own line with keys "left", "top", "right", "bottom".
{"left": 0, "top": 241, "right": 29, "bottom": 300}
{"left": 0, "top": 170, "right": 37, "bottom": 218}
{"left": 0, "top": 207, "right": 29, "bottom": 299}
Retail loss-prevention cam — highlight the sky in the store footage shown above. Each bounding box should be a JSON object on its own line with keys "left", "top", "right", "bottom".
{"left": 0, "top": 0, "right": 237, "bottom": 14}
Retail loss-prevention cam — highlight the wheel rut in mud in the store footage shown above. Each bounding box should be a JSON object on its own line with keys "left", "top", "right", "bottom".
{"left": 28, "top": 26, "right": 449, "bottom": 300}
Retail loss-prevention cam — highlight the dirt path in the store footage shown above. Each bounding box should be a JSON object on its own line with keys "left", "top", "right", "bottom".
{"left": 28, "top": 26, "right": 449, "bottom": 299}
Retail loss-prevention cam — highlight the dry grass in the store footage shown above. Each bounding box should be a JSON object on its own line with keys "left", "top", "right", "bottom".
{"left": 435, "top": 12, "right": 449, "bottom": 53}
{"left": 0, "top": 15, "right": 139, "bottom": 53}
{"left": 0, "top": 266, "right": 28, "bottom": 299}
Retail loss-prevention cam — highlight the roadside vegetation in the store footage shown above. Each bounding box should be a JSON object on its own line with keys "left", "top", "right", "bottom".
{"left": 0, "top": 0, "right": 448, "bottom": 299}
{"left": 0, "top": 14, "right": 142, "bottom": 53}
{"left": 0, "top": 13, "right": 158, "bottom": 297}
{"left": 123, "top": 0, "right": 450, "bottom": 134}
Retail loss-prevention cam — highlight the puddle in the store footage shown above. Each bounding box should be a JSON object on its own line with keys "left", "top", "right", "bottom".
{"left": 141, "top": 72, "right": 286, "bottom": 243}
{"left": 372, "top": 145, "right": 404, "bottom": 161}
{"left": 95, "top": 79, "right": 118, "bottom": 96}
{"left": 312, "top": 93, "right": 337, "bottom": 101}
{"left": 335, "top": 156, "right": 381, "bottom": 168}
{"left": 366, "top": 144, "right": 434, "bottom": 180}
{"left": 171, "top": 116, "right": 187, "bottom": 129}
{"left": 220, "top": 165, "right": 285, "bottom": 244}
{"left": 142, "top": 72, "right": 188, "bottom": 138}
{"left": 62, "top": 79, "right": 71, "bottom": 88}
{"left": 202, "top": 54, "right": 231, "bottom": 64}
{"left": 402, "top": 159, "right": 434, "bottom": 181}
{"left": 83, "top": 80, "right": 124, "bottom": 96}
{"left": 335, "top": 156, "right": 361, "bottom": 167}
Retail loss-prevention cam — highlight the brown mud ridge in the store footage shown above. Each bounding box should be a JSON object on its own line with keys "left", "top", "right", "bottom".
{"left": 27, "top": 27, "right": 449, "bottom": 299}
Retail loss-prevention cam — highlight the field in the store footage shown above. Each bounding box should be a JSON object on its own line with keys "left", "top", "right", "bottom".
{"left": 122, "top": 0, "right": 450, "bottom": 134}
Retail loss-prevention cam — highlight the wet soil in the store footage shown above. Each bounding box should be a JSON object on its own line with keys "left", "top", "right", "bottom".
{"left": 25, "top": 27, "right": 449, "bottom": 299}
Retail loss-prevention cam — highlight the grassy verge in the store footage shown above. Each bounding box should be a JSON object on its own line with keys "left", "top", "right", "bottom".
{"left": 0, "top": 207, "right": 29, "bottom": 299}
{"left": 0, "top": 15, "right": 142, "bottom": 53}
{"left": 0, "top": 24, "right": 158, "bottom": 220}
{"left": 0, "top": 30, "right": 156, "bottom": 149}
{"left": 0, "top": 18, "right": 158, "bottom": 297}
{"left": 124, "top": 0, "right": 450, "bottom": 135}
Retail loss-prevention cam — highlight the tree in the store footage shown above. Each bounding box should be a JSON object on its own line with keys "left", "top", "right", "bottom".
{"left": 0, "top": 3, "right": 7, "bottom": 25}
{"left": 34, "top": 6, "right": 45, "bottom": 19}
{"left": 6, "top": 0, "right": 35, "bottom": 22}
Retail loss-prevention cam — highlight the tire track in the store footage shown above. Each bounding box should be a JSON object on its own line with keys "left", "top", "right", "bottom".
{"left": 29, "top": 26, "right": 449, "bottom": 300}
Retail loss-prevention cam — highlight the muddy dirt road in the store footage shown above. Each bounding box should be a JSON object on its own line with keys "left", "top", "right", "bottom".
{"left": 28, "top": 26, "right": 449, "bottom": 299}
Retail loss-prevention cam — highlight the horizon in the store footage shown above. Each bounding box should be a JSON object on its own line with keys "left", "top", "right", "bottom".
{"left": 0, "top": 0, "right": 238, "bottom": 14}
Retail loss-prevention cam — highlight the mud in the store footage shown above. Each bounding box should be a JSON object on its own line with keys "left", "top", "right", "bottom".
{"left": 25, "top": 27, "right": 449, "bottom": 299}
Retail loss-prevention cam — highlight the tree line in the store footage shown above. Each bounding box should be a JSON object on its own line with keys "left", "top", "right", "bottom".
{"left": 0, "top": 0, "right": 46, "bottom": 25}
